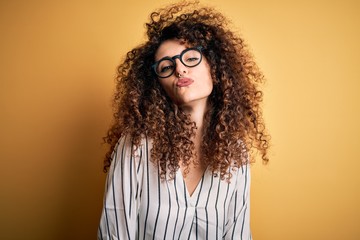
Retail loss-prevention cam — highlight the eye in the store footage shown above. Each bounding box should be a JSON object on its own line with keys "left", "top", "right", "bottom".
{"left": 156, "top": 59, "right": 174, "bottom": 75}
{"left": 182, "top": 49, "right": 201, "bottom": 66}
{"left": 185, "top": 57, "right": 199, "bottom": 62}
{"left": 160, "top": 65, "right": 174, "bottom": 73}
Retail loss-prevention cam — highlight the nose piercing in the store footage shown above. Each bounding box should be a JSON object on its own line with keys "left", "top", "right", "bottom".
{"left": 177, "top": 70, "right": 185, "bottom": 77}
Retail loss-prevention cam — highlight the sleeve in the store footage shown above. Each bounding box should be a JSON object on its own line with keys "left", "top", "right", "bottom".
{"left": 97, "top": 136, "right": 144, "bottom": 240}
{"left": 223, "top": 164, "right": 252, "bottom": 240}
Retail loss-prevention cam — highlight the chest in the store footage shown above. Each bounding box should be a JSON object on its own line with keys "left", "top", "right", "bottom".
{"left": 136, "top": 168, "right": 238, "bottom": 239}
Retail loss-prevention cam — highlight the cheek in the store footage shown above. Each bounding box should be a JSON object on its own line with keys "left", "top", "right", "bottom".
{"left": 206, "top": 80, "right": 214, "bottom": 96}
{"left": 201, "top": 61, "right": 213, "bottom": 85}
{"left": 158, "top": 78, "right": 168, "bottom": 89}
{"left": 158, "top": 80, "right": 174, "bottom": 97}
{"left": 203, "top": 69, "right": 214, "bottom": 90}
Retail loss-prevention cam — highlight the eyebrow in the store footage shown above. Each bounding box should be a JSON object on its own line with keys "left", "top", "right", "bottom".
{"left": 155, "top": 42, "right": 191, "bottom": 61}
{"left": 155, "top": 47, "right": 189, "bottom": 62}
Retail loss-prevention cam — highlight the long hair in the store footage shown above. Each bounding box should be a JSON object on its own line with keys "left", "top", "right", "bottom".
{"left": 104, "top": 1, "right": 270, "bottom": 180}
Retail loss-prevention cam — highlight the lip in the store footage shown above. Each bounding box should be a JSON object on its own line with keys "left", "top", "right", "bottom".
{"left": 176, "top": 77, "right": 194, "bottom": 87}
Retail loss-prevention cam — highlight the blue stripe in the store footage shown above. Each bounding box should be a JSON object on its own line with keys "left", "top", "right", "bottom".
{"left": 111, "top": 143, "right": 120, "bottom": 238}
{"left": 223, "top": 171, "right": 230, "bottom": 230}
{"left": 152, "top": 165, "right": 162, "bottom": 239}
{"left": 178, "top": 179, "right": 188, "bottom": 238}
{"left": 172, "top": 175, "right": 180, "bottom": 240}
{"left": 103, "top": 177, "right": 110, "bottom": 238}
{"left": 120, "top": 136, "right": 131, "bottom": 239}
{"left": 241, "top": 165, "right": 249, "bottom": 239}
{"left": 98, "top": 223, "right": 103, "bottom": 240}
{"left": 240, "top": 206, "right": 248, "bottom": 239}
{"left": 215, "top": 177, "right": 221, "bottom": 239}
{"left": 243, "top": 165, "right": 248, "bottom": 206}
{"left": 103, "top": 141, "right": 119, "bottom": 239}
{"left": 137, "top": 147, "right": 142, "bottom": 173}
{"left": 143, "top": 136, "right": 150, "bottom": 240}
{"left": 195, "top": 175, "right": 205, "bottom": 240}
{"left": 205, "top": 174, "right": 214, "bottom": 239}
{"left": 135, "top": 147, "right": 142, "bottom": 200}
{"left": 231, "top": 191, "right": 238, "bottom": 239}
{"left": 163, "top": 178, "right": 172, "bottom": 240}
{"left": 129, "top": 143, "right": 133, "bottom": 218}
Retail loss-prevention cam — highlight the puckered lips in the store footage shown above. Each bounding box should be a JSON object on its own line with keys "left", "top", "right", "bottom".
{"left": 176, "top": 77, "right": 194, "bottom": 87}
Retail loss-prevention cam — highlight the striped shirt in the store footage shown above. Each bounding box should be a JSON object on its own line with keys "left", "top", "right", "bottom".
{"left": 98, "top": 136, "right": 252, "bottom": 240}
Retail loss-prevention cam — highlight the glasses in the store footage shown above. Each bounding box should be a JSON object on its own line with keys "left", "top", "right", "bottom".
{"left": 152, "top": 46, "right": 203, "bottom": 78}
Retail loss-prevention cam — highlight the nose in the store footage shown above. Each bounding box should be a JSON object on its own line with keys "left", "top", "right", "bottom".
{"left": 174, "top": 58, "right": 187, "bottom": 76}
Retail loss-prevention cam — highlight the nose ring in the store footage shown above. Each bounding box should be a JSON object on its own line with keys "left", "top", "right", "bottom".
{"left": 177, "top": 70, "right": 185, "bottom": 77}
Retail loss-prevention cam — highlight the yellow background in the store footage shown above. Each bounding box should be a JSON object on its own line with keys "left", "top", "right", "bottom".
{"left": 1, "top": 0, "right": 359, "bottom": 239}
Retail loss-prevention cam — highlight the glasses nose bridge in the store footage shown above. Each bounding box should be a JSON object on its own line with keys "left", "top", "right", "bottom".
{"left": 171, "top": 54, "right": 182, "bottom": 62}
{"left": 172, "top": 55, "right": 187, "bottom": 75}
{"left": 172, "top": 54, "right": 186, "bottom": 67}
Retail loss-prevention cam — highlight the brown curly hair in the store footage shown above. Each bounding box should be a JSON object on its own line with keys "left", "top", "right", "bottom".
{"left": 103, "top": 1, "right": 270, "bottom": 180}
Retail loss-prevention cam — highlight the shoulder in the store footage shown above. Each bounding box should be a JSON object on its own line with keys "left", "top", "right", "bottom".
{"left": 229, "top": 163, "right": 251, "bottom": 186}
{"left": 237, "top": 163, "right": 251, "bottom": 187}
{"left": 111, "top": 135, "right": 153, "bottom": 165}
{"left": 113, "top": 135, "right": 151, "bottom": 155}
{"left": 109, "top": 135, "right": 148, "bottom": 168}
{"left": 111, "top": 135, "right": 134, "bottom": 160}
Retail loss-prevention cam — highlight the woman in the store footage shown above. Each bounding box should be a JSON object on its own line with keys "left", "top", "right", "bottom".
{"left": 98, "top": 1, "right": 269, "bottom": 239}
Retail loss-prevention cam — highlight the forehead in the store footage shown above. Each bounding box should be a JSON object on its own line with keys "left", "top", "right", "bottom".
{"left": 155, "top": 39, "right": 189, "bottom": 61}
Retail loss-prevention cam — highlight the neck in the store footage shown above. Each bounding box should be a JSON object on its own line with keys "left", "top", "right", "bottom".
{"left": 180, "top": 100, "right": 209, "bottom": 131}
{"left": 181, "top": 100, "right": 211, "bottom": 167}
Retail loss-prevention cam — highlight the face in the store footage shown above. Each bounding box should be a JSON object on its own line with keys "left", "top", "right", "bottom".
{"left": 154, "top": 39, "right": 213, "bottom": 108}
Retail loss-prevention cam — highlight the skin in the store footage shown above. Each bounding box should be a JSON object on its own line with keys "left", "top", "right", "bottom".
{"left": 155, "top": 39, "right": 214, "bottom": 195}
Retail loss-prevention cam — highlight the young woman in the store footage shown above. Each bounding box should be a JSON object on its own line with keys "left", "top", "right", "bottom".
{"left": 98, "top": 2, "right": 269, "bottom": 239}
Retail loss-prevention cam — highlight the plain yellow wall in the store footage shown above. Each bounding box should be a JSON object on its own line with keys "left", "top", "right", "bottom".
{"left": 1, "top": 0, "right": 359, "bottom": 239}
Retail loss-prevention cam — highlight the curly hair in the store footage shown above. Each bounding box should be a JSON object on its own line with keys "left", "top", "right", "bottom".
{"left": 103, "top": 1, "right": 270, "bottom": 180}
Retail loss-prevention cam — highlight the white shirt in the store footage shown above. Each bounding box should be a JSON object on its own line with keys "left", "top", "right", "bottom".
{"left": 98, "top": 135, "right": 252, "bottom": 240}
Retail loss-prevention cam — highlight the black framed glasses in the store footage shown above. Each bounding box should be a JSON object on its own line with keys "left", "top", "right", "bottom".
{"left": 152, "top": 46, "right": 204, "bottom": 78}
